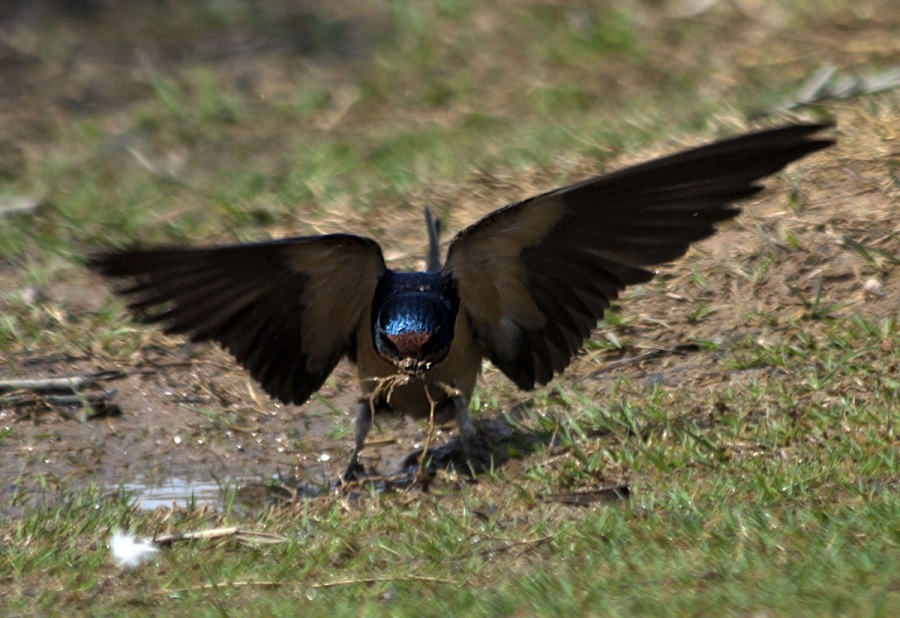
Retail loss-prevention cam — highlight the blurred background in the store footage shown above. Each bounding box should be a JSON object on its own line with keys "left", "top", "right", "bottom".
{"left": 0, "top": 0, "right": 896, "bottom": 261}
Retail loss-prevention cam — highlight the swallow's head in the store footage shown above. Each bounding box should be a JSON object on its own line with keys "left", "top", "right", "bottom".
{"left": 372, "top": 272, "right": 459, "bottom": 373}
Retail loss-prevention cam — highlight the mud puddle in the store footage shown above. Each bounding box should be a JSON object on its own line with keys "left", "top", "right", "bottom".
{"left": 1, "top": 349, "right": 550, "bottom": 515}
{"left": 119, "top": 476, "right": 235, "bottom": 510}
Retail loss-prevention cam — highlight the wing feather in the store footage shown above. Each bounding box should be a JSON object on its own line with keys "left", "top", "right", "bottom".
{"left": 445, "top": 123, "right": 834, "bottom": 389}
{"left": 89, "top": 234, "right": 387, "bottom": 405}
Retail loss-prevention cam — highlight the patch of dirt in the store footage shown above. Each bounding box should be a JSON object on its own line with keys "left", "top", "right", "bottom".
{"left": 1, "top": 339, "right": 461, "bottom": 507}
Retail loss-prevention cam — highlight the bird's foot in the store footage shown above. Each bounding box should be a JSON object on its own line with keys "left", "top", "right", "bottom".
{"left": 400, "top": 430, "right": 493, "bottom": 477}
{"left": 341, "top": 459, "right": 368, "bottom": 484}
{"left": 459, "top": 430, "right": 493, "bottom": 474}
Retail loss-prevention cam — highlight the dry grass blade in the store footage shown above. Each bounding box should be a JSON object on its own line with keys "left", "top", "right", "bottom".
{"left": 0, "top": 371, "right": 125, "bottom": 394}
{"left": 153, "top": 527, "right": 288, "bottom": 546}
{"left": 163, "top": 575, "right": 459, "bottom": 594}
{"left": 475, "top": 534, "right": 557, "bottom": 557}
{"left": 546, "top": 485, "right": 632, "bottom": 506}
{"left": 0, "top": 194, "right": 43, "bottom": 217}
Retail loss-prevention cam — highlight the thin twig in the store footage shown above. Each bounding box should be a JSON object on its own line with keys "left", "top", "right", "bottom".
{"left": 0, "top": 371, "right": 124, "bottom": 394}
{"left": 163, "top": 575, "right": 458, "bottom": 594}
{"left": 475, "top": 533, "right": 557, "bottom": 557}
{"left": 420, "top": 385, "right": 440, "bottom": 479}
{"left": 309, "top": 575, "right": 458, "bottom": 590}
{"left": 3, "top": 393, "right": 116, "bottom": 411}
{"left": 164, "top": 580, "right": 282, "bottom": 593}
{"left": 153, "top": 526, "right": 288, "bottom": 546}
{"left": 588, "top": 350, "right": 662, "bottom": 377}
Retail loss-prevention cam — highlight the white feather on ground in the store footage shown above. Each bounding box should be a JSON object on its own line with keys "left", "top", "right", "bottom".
{"left": 110, "top": 529, "right": 158, "bottom": 568}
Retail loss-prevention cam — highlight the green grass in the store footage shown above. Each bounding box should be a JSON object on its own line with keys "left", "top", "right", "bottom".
{"left": 3, "top": 314, "right": 897, "bottom": 614}
{"left": 2, "top": 1, "right": 899, "bottom": 615}
{"left": 0, "top": 0, "right": 839, "bottom": 259}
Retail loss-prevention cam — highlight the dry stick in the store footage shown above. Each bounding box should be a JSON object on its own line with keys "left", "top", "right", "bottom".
{"left": 0, "top": 372, "right": 125, "bottom": 414}
{"left": 0, "top": 375, "right": 104, "bottom": 394}
{"left": 588, "top": 350, "right": 662, "bottom": 378}
{"left": 2, "top": 392, "right": 113, "bottom": 410}
{"left": 365, "top": 438, "right": 398, "bottom": 446}
{"left": 474, "top": 533, "right": 557, "bottom": 557}
{"left": 418, "top": 379, "right": 464, "bottom": 480}
{"left": 542, "top": 415, "right": 562, "bottom": 465}
{"left": 163, "top": 575, "right": 458, "bottom": 594}
{"left": 419, "top": 385, "right": 439, "bottom": 481}
{"left": 312, "top": 575, "right": 458, "bottom": 589}
{"left": 419, "top": 380, "right": 464, "bottom": 480}
{"left": 153, "top": 526, "right": 288, "bottom": 546}
{"left": 362, "top": 372, "right": 412, "bottom": 426}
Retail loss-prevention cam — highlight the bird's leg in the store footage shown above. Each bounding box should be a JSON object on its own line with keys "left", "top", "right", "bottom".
{"left": 450, "top": 393, "right": 491, "bottom": 472}
{"left": 342, "top": 401, "right": 373, "bottom": 481}
{"left": 451, "top": 394, "right": 477, "bottom": 444}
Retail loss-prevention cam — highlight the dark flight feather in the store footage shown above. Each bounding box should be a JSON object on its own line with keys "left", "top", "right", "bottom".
{"left": 443, "top": 122, "right": 834, "bottom": 390}
{"left": 89, "top": 234, "right": 386, "bottom": 405}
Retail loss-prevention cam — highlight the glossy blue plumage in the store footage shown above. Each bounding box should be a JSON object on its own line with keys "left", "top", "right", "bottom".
{"left": 372, "top": 271, "right": 459, "bottom": 367}
{"left": 383, "top": 304, "right": 436, "bottom": 338}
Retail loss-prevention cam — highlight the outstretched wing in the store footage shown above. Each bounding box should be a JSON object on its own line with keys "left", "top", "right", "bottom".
{"left": 89, "top": 234, "right": 387, "bottom": 405}
{"left": 444, "top": 123, "right": 834, "bottom": 390}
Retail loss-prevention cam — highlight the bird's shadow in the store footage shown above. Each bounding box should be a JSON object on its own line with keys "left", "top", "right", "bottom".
{"left": 236, "top": 413, "right": 557, "bottom": 505}
{"left": 397, "top": 413, "right": 552, "bottom": 477}
{"left": 336, "top": 412, "right": 556, "bottom": 494}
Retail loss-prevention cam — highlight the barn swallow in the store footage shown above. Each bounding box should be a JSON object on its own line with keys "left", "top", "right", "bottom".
{"left": 89, "top": 123, "right": 834, "bottom": 478}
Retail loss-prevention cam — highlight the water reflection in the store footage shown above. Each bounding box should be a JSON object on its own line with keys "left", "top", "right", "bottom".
{"left": 120, "top": 477, "right": 227, "bottom": 510}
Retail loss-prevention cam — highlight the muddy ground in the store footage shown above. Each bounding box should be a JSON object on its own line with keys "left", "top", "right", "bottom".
{"left": 1, "top": 2, "right": 897, "bottom": 512}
